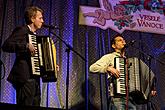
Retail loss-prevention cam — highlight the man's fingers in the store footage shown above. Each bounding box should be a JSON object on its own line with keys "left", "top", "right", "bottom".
{"left": 112, "top": 71, "right": 120, "bottom": 78}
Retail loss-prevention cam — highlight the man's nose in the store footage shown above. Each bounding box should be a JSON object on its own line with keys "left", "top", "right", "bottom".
{"left": 123, "top": 40, "right": 126, "bottom": 45}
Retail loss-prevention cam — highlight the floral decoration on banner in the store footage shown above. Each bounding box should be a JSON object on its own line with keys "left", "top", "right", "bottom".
{"left": 79, "top": 0, "right": 165, "bottom": 34}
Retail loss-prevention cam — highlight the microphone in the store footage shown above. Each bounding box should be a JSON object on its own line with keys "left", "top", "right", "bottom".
{"left": 125, "top": 40, "right": 136, "bottom": 48}
{"left": 42, "top": 24, "right": 59, "bottom": 29}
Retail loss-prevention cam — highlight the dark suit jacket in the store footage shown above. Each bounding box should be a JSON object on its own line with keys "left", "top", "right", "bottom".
{"left": 2, "top": 25, "right": 33, "bottom": 84}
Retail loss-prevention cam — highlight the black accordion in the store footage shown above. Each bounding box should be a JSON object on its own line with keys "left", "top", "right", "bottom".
{"left": 109, "top": 57, "right": 154, "bottom": 104}
{"left": 28, "top": 34, "right": 57, "bottom": 82}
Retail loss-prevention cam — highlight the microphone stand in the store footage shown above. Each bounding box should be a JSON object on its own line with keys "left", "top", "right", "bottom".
{"left": 0, "top": 59, "right": 5, "bottom": 99}
{"left": 49, "top": 30, "right": 86, "bottom": 110}
{"left": 0, "top": 59, "right": 5, "bottom": 80}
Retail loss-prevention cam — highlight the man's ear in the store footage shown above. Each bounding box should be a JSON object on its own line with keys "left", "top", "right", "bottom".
{"left": 112, "top": 44, "right": 115, "bottom": 49}
{"left": 31, "top": 17, "right": 35, "bottom": 23}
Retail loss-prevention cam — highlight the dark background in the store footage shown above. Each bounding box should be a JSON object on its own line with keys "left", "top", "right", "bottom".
{"left": 0, "top": 0, "right": 164, "bottom": 109}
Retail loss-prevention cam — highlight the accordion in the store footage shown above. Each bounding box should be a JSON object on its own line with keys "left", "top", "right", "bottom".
{"left": 109, "top": 57, "right": 155, "bottom": 104}
{"left": 28, "top": 34, "right": 57, "bottom": 82}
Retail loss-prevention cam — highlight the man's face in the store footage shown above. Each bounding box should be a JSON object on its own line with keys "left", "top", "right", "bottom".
{"left": 112, "top": 36, "right": 126, "bottom": 50}
{"left": 32, "top": 11, "right": 44, "bottom": 30}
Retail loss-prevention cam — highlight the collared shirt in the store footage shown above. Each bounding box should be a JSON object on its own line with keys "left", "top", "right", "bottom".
{"left": 27, "top": 25, "right": 36, "bottom": 34}
{"left": 89, "top": 52, "right": 122, "bottom": 74}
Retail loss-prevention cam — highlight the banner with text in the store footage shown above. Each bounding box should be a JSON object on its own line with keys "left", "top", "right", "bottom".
{"left": 79, "top": 0, "right": 165, "bottom": 35}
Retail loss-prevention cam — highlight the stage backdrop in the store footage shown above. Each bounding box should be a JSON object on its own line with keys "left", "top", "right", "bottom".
{"left": 0, "top": 0, "right": 165, "bottom": 110}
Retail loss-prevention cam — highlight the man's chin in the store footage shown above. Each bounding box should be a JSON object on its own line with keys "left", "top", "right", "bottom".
{"left": 38, "top": 26, "right": 42, "bottom": 29}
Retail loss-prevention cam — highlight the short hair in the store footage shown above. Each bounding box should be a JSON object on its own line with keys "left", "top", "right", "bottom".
{"left": 111, "top": 34, "right": 124, "bottom": 46}
{"left": 24, "top": 6, "right": 43, "bottom": 25}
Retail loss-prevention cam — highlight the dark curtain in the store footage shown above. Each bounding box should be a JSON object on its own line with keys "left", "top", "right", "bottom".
{"left": 0, "top": 0, "right": 165, "bottom": 110}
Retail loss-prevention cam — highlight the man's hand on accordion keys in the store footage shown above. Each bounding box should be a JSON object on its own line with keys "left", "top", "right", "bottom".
{"left": 27, "top": 43, "right": 36, "bottom": 56}
{"left": 106, "top": 66, "right": 120, "bottom": 78}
